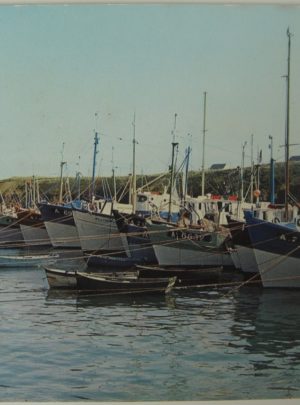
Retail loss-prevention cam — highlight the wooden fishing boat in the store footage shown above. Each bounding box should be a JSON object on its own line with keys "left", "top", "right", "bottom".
{"left": 44, "top": 267, "right": 78, "bottom": 289}
{"left": 145, "top": 218, "right": 233, "bottom": 269}
{"left": 0, "top": 252, "right": 59, "bottom": 268}
{"left": 136, "top": 264, "right": 222, "bottom": 286}
{"left": 76, "top": 272, "right": 176, "bottom": 295}
{"left": 44, "top": 266, "right": 140, "bottom": 289}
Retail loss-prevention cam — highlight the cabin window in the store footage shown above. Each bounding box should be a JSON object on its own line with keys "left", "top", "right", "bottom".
{"left": 138, "top": 195, "right": 147, "bottom": 203}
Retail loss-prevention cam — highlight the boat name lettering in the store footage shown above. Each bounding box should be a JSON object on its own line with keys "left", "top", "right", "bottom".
{"left": 168, "top": 230, "right": 204, "bottom": 241}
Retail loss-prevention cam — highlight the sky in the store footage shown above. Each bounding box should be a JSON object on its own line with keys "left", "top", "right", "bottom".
{"left": 0, "top": 3, "right": 300, "bottom": 180}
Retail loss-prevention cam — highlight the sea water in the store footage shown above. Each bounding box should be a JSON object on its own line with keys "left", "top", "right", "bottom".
{"left": 0, "top": 266, "right": 299, "bottom": 401}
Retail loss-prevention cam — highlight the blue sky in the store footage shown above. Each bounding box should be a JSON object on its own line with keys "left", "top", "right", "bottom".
{"left": 0, "top": 4, "right": 300, "bottom": 180}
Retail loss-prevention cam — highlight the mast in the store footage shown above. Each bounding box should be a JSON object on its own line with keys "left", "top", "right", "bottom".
{"left": 184, "top": 145, "right": 191, "bottom": 205}
{"left": 168, "top": 142, "right": 178, "bottom": 222}
{"left": 132, "top": 112, "right": 137, "bottom": 213}
{"left": 36, "top": 178, "right": 40, "bottom": 204}
{"left": 201, "top": 91, "right": 207, "bottom": 196}
{"left": 111, "top": 147, "right": 117, "bottom": 202}
{"left": 285, "top": 28, "right": 291, "bottom": 220}
{"left": 269, "top": 135, "right": 275, "bottom": 204}
{"left": 76, "top": 155, "right": 81, "bottom": 200}
{"left": 171, "top": 113, "right": 178, "bottom": 143}
{"left": 241, "top": 141, "right": 247, "bottom": 202}
{"left": 59, "top": 142, "right": 66, "bottom": 203}
{"left": 91, "top": 132, "right": 99, "bottom": 201}
{"left": 250, "top": 134, "right": 254, "bottom": 203}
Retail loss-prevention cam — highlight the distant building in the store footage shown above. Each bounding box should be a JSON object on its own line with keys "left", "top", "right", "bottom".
{"left": 210, "top": 163, "right": 228, "bottom": 171}
{"left": 290, "top": 155, "right": 300, "bottom": 161}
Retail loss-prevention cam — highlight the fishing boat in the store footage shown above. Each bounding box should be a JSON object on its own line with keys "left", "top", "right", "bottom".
{"left": 44, "top": 267, "right": 78, "bottom": 289}
{"left": 38, "top": 202, "right": 82, "bottom": 249}
{"left": 76, "top": 272, "right": 176, "bottom": 295}
{"left": 15, "top": 207, "right": 51, "bottom": 247}
{"left": 44, "top": 266, "right": 176, "bottom": 294}
{"left": 113, "top": 210, "right": 158, "bottom": 265}
{"left": 145, "top": 218, "right": 233, "bottom": 269}
{"left": 136, "top": 264, "right": 222, "bottom": 286}
{"left": 244, "top": 210, "right": 300, "bottom": 288}
{"left": 226, "top": 215, "right": 259, "bottom": 274}
{"left": 0, "top": 252, "right": 59, "bottom": 268}
{"left": 72, "top": 203, "right": 131, "bottom": 255}
{"left": 0, "top": 214, "right": 24, "bottom": 246}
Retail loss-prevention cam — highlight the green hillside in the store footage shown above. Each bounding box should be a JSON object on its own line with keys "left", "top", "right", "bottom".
{"left": 0, "top": 161, "right": 298, "bottom": 206}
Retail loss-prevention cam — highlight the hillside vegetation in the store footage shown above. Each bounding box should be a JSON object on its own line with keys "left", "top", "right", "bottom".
{"left": 0, "top": 161, "right": 298, "bottom": 206}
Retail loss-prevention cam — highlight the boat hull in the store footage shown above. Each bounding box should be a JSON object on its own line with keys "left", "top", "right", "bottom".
{"left": 252, "top": 248, "right": 300, "bottom": 288}
{"left": 233, "top": 245, "right": 259, "bottom": 273}
{"left": 0, "top": 224, "right": 24, "bottom": 246}
{"left": 44, "top": 267, "right": 77, "bottom": 289}
{"left": 20, "top": 223, "right": 51, "bottom": 247}
{"left": 76, "top": 272, "right": 175, "bottom": 294}
{"left": 73, "top": 210, "right": 129, "bottom": 254}
{"left": 245, "top": 210, "right": 300, "bottom": 288}
{"left": 0, "top": 254, "right": 58, "bottom": 268}
{"left": 137, "top": 265, "right": 222, "bottom": 285}
{"left": 44, "top": 221, "right": 81, "bottom": 248}
{"left": 152, "top": 244, "right": 229, "bottom": 268}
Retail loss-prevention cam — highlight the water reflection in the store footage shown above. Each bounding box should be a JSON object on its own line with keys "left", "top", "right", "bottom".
{"left": 232, "top": 288, "right": 300, "bottom": 357}
{"left": 1, "top": 266, "right": 300, "bottom": 401}
{"left": 46, "top": 288, "right": 171, "bottom": 310}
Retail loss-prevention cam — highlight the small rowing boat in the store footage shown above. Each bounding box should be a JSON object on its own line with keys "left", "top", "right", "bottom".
{"left": 44, "top": 266, "right": 176, "bottom": 295}
{"left": 0, "top": 253, "right": 59, "bottom": 268}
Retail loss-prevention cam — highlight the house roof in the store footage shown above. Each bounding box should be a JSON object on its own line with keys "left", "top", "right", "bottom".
{"left": 210, "top": 163, "right": 227, "bottom": 170}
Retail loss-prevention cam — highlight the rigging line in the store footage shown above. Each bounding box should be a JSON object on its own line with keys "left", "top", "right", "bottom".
{"left": 255, "top": 244, "right": 300, "bottom": 279}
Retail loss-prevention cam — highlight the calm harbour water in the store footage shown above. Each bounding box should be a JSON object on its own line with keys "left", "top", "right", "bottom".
{"left": 0, "top": 264, "right": 300, "bottom": 402}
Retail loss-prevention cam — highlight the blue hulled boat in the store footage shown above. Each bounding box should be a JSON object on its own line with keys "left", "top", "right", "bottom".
{"left": 244, "top": 210, "right": 300, "bottom": 288}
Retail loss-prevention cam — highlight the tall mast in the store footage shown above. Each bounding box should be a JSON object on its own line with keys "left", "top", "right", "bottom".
{"left": 184, "top": 145, "right": 191, "bottom": 205}
{"left": 59, "top": 142, "right": 66, "bottom": 203}
{"left": 285, "top": 28, "right": 291, "bottom": 220}
{"left": 269, "top": 135, "right": 275, "bottom": 204}
{"left": 250, "top": 134, "right": 254, "bottom": 203}
{"left": 76, "top": 155, "right": 81, "bottom": 200}
{"left": 111, "top": 147, "right": 117, "bottom": 202}
{"left": 91, "top": 132, "right": 99, "bottom": 201}
{"left": 241, "top": 141, "right": 247, "bottom": 202}
{"left": 168, "top": 141, "right": 178, "bottom": 222}
{"left": 132, "top": 112, "right": 137, "bottom": 213}
{"left": 201, "top": 91, "right": 207, "bottom": 196}
{"left": 171, "top": 113, "right": 178, "bottom": 143}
